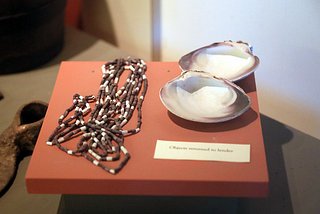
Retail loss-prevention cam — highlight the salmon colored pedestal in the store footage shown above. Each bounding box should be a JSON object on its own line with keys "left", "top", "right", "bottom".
{"left": 26, "top": 62, "right": 269, "bottom": 197}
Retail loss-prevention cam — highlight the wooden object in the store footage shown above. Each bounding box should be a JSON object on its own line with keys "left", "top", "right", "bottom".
{"left": 26, "top": 61, "right": 269, "bottom": 197}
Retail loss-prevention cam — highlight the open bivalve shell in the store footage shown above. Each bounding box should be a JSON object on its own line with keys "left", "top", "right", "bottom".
{"left": 179, "top": 41, "right": 259, "bottom": 82}
{"left": 159, "top": 70, "right": 251, "bottom": 123}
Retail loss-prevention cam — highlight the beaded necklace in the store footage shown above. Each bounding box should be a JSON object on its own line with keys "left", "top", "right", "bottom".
{"left": 46, "top": 58, "right": 148, "bottom": 174}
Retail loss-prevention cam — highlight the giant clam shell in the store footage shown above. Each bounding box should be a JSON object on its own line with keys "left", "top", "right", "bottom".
{"left": 179, "top": 41, "right": 259, "bottom": 82}
{"left": 159, "top": 70, "right": 251, "bottom": 123}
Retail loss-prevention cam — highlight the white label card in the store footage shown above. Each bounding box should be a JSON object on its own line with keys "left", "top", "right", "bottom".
{"left": 154, "top": 140, "right": 250, "bottom": 163}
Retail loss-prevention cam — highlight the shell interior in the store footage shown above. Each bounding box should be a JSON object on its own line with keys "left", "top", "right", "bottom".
{"left": 159, "top": 71, "right": 251, "bottom": 123}
{"left": 179, "top": 41, "right": 260, "bottom": 82}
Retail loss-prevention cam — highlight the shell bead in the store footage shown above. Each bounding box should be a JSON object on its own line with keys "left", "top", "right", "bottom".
{"left": 46, "top": 58, "right": 148, "bottom": 174}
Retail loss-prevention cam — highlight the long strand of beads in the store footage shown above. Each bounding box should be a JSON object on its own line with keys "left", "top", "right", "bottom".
{"left": 46, "top": 58, "right": 148, "bottom": 174}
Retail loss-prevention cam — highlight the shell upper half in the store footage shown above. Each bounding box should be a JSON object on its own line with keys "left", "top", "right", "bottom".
{"left": 159, "top": 70, "right": 251, "bottom": 123}
{"left": 179, "top": 41, "right": 260, "bottom": 82}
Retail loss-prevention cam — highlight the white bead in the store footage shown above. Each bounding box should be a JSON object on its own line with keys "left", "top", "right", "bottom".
{"left": 120, "top": 119, "right": 127, "bottom": 126}
{"left": 58, "top": 137, "right": 64, "bottom": 143}
{"left": 93, "top": 160, "right": 99, "bottom": 166}
{"left": 90, "top": 150, "right": 101, "bottom": 160}
{"left": 83, "top": 107, "right": 90, "bottom": 114}
{"left": 121, "top": 146, "right": 128, "bottom": 154}
{"left": 101, "top": 65, "right": 107, "bottom": 73}
{"left": 116, "top": 91, "right": 122, "bottom": 97}
{"left": 83, "top": 133, "right": 90, "bottom": 137}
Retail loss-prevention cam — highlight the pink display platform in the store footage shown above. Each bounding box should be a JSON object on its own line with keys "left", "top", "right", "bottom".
{"left": 26, "top": 61, "right": 269, "bottom": 197}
